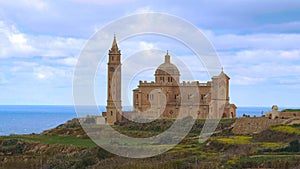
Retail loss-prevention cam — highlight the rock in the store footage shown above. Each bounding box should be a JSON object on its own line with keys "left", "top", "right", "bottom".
{"left": 39, "top": 145, "right": 48, "bottom": 151}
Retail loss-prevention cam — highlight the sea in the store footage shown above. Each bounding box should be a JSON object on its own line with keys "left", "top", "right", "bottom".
{"left": 0, "top": 105, "right": 289, "bottom": 136}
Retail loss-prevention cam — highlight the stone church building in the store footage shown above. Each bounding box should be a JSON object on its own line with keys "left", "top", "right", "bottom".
{"left": 102, "top": 36, "right": 236, "bottom": 124}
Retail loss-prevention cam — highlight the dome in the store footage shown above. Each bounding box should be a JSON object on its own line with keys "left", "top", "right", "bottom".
{"left": 155, "top": 53, "right": 180, "bottom": 76}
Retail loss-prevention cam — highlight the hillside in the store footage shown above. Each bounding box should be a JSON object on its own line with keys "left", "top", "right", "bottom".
{"left": 0, "top": 118, "right": 300, "bottom": 169}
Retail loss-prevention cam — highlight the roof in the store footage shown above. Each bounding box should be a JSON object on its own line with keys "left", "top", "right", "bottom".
{"left": 155, "top": 52, "right": 180, "bottom": 76}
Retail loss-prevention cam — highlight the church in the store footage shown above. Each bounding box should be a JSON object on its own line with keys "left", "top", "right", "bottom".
{"left": 102, "top": 36, "right": 237, "bottom": 124}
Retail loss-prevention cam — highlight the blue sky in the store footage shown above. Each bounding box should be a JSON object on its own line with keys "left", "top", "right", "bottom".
{"left": 0, "top": 0, "right": 300, "bottom": 107}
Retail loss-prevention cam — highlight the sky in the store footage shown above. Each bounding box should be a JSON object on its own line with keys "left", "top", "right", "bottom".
{"left": 0, "top": 0, "right": 300, "bottom": 107}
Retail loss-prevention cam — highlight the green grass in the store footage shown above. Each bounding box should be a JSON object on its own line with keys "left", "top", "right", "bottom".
{"left": 271, "top": 125, "right": 300, "bottom": 135}
{"left": 281, "top": 109, "right": 300, "bottom": 112}
{"left": 213, "top": 136, "right": 252, "bottom": 145}
{"left": 0, "top": 135, "right": 97, "bottom": 148}
{"left": 112, "top": 125, "right": 162, "bottom": 137}
{"left": 257, "top": 142, "right": 287, "bottom": 149}
{"left": 240, "top": 155, "right": 298, "bottom": 163}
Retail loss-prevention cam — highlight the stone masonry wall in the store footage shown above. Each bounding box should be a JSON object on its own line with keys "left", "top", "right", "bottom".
{"left": 232, "top": 117, "right": 286, "bottom": 135}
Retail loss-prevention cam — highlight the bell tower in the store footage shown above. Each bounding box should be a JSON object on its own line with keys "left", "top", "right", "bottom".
{"left": 106, "top": 35, "right": 122, "bottom": 124}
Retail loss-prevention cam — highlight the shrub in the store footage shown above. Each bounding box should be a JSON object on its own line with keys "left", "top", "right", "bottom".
{"left": 271, "top": 126, "right": 300, "bottom": 135}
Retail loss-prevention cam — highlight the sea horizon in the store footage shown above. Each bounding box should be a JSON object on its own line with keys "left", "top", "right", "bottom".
{"left": 0, "top": 105, "right": 299, "bottom": 136}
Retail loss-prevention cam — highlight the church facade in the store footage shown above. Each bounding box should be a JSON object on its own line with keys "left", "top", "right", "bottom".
{"left": 102, "top": 36, "right": 236, "bottom": 124}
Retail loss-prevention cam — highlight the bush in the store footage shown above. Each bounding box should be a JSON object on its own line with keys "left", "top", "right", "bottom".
{"left": 2, "top": 139, "right": 18, "bottom": 146}
{"left": 277, "top": 140, "right": 300, "bottom": 152}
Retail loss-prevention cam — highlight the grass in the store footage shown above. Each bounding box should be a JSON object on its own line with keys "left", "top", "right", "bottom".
{"left": 2, "top": 117, "right": 300, "bottom": 169}
{"left": 240, "top": 155, "right": 298, "bottom": 163}
{"left": 227, "top": 156, "right": 239, "bottom": 165}
{"left": 213, "top": 136, "right": 252, "bottom": 145}
{"left": 111, "top": 125, "right": 162, "bottom": 137}
{"left": 257, "top": 142, "right": 287, "bottom": 149}
{"left": 271, "top": 125, "right": 300, "bottom": 135}
{"left": 282, "top": 109, "right": 300, "bottom": 112}
{"left": 0, "top": 135, "right": 97, "bottom": 148}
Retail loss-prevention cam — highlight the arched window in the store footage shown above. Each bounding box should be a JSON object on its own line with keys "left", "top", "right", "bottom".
{"left": 111, "top": 111, "right": 113, "bottom": 116}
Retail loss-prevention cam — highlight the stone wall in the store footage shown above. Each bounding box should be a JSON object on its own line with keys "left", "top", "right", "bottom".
{"left": 280, "top": 111, "right": 300, "bottom": 118}
{"left": 232, "top": 117, "right": 286, "bottom": 135}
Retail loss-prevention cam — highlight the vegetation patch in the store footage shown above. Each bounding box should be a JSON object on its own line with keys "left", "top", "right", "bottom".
{"left": 0, "top": 135, "right": 96, "bottom": 148}
{"left": 257, "top": 142, "right": 287, "bottom": 149}
{"left": 213, "top": 136, "right": 252, "bottom": 145}
{"left": 1, "top": 118, "right": 300, "bottom": 169}
{"left": 282, "top": 109, "right": 300, "bottom": 112}
{"left": 271, "top": 125, "right": 300, "bottom": 135}
{"left": 231, "top": 155, "right": 300, "bottom": 169}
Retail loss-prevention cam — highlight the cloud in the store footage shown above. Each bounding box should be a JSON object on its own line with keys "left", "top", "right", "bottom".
{"left": 10, "top": 61, "right": 38, "bottom": 72}
{"left": 260, "top": 21, "right": 300, "bottom": 33}
{"left": 13, "top": 61, "right": 38, "bottom": 67}
{"left": 138, "top": 41, "right": 155, "bottom": 50}
{"left": 221, "top": 50, "right": 300, "bottom": 66}
{"left": 278, "top": 78, "right": 300, "bottom": 85}
{"left": 279, "top": 50, "right": 300, "bottom": 60}
{"left": 0, "top": 0, "right": 48, "bottom": 11}
{"left": 23, "top": 0, "right": 48, "bottom": 10}
{"left": 199, "top": 30, "right": 300, "bottom": 87}
{"left": 133, "top": 6, "right": 154, "bottom": 14}
{"left": 0, "top": 20, "right": 86, "bottom": 59}
{"left": 68, "top": 0, "right": 136, "bottom": 5}
{"left": 0, "top": 21, "right": 35, "bottom": 57}
{"left": 204, "top": 30, "right": 300, "bottom": 51}
{"left": 34, "top": 65, "right": 67, "bottom": 80}
{"left": 1, "top": 0, "right": 300, "bottom": 106}
{"left": 56, "top": 57, "right": 78, "bottom": 67}
{"left": 230, "top": 75, "right": 264, "bottom": 85}
{"left": 220, "top": 49, "right": 300, "bottom": 86}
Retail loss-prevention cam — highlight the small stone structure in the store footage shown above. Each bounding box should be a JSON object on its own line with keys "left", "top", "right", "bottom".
{"left": 266, "top": 105, "right": 280, "bottom": 119}
{"left": 232, "top": 105, "right": 300, "bottom": 135}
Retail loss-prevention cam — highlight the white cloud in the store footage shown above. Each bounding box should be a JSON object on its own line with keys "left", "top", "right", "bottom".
{"left": 207, "top": 32, "right": 300, "bottom": 86}
{"left": 0, "top": 0, "right": 48, "bottom": 11}
{"left": 23, "top": 0, "right": 47, "bottom": 10}
{"left": 13, "top": 61, "right": 38, "bottom": 67}
{"left": 118, "top": 40, "right": 158, "bottom": 59}
{"left": 279, "top": 78, "right": 300, "bottom": 85}
{"left": 68, "top": 0, "right": 136, "bottom": 5}
{"left": 220, "top": 49, "right": 300, "bottom": 86}
{"left": 279, "top": 50, "right": 300, "bottom": 60}
{"left": 10, "top": 61, "right": 38, "bottom": 72}
{"left": 34, "top": 66, "right": 66, "bottom": 80}
{"left": 54, "top": 57, "right": 78, "bottom": 67}
{"left": 138, "top": 41, "right": 155, "bottom": 50}
{"left": 0, "top": 21, "right": 35, "bottom": 57}
{"left": 133, "top": 6, "right": 154, "bottom": 14}
{"left": 231, "top": 75, "right": 265, "bottom": 85}
{"left": 261, "top": 21, "right": 300, "bottom": 33}
{"left": 0, "top": 20, "right": 86, "bottom": 59}
{"left": 204, "top": 30, "right": 300, "bottom": 51}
